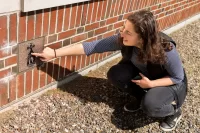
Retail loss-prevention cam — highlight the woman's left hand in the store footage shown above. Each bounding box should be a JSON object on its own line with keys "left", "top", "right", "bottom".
{"left": 131, "top": 73, "right": 153, "bottom": 88}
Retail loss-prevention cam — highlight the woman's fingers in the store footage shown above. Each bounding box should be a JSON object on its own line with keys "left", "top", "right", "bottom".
{"left": 31, "top": 47, "right": 54, "bottom": 62}
{"left": 31, "top": 52, "right": 43, "bottom": 57}
{"left": 40, "top": 58, "right": 47, "bottom": 62}
{"left": 132, "top": 80, "right": 140, "bottom": 86}
{"left": 139, "top": 73, "right": 145, "bottom": 78}
{"left": 31, "top": 53, "right": 47, "bottom": 61}
{"left": 131, "top": 80, "right": 140, "bottom": 83}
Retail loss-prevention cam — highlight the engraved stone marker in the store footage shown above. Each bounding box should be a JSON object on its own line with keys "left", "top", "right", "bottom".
{"left": 18, "top": 37, "right": 45, "bottom": 73}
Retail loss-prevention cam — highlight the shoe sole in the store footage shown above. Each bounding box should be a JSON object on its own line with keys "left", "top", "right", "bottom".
{"left": 160, "top": 114, "right": 182, "bottom": 132}
{"left": 123, "top": 106, "right": 141, "bottom": 113}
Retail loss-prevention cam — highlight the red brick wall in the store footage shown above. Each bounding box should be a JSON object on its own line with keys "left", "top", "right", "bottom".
{"left": 0, "top": 0, "right": 200, "bottom": 108}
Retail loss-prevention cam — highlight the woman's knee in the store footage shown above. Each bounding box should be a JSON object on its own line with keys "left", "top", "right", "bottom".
{"left": 107, "top": 64, "right": 135, "bottom": 93}
{"left": 107, "top": 65, "right": 124, "bottom": 91}
{"left": 107, "top": 64, "right": 131, "bottom": 82}
{"left": 107, "top": 65, "right": 118, "bottom": 82}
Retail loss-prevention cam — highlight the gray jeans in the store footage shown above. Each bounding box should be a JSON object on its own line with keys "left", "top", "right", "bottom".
{"left": 107, "top": 62, "right": 187, "bottom": 117}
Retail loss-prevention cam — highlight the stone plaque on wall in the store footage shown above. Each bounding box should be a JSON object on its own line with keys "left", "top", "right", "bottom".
{"left": 18, "top": 37, "right": 45, "bottom": 73}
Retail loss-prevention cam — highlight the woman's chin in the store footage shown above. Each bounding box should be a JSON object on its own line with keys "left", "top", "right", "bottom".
{"left": 123, "top": 40, "right": 128, "bottom": 44}
{"left": 123, "top": 41, "right": 131, "bottom": 46}
{"left": 123, "top": 42, "right": 136, "bottom": 47}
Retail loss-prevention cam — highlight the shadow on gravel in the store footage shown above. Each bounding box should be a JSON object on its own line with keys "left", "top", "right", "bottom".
{"left": 40, "top": 61, "right": 161, "bottom": 130}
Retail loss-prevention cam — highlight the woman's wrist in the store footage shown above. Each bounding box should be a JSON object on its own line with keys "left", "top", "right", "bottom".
{"left": 149, "top": 80, "right": 155, "bottom": 88}
{"left": 54, "top": 49, "right": 57, "bottom": 58}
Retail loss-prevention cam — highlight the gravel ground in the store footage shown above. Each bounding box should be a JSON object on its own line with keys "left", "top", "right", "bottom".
{"left": 0, "top": 19, "right": 200, "bottom": 133}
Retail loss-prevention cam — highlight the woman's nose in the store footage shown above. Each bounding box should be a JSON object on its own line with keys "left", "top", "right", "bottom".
{"left": 120, "top": 30, "right": 125, "bottom": 37}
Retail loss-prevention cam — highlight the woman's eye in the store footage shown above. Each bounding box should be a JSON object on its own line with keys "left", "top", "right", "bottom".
{"left": 127, "top": 32, "right": 131, "bottom": 35}
{"left": 119, "top": 26, "right": 124, "bottom": 32}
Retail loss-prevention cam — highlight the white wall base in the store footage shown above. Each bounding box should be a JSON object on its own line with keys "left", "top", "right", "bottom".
{"left": 164, "top": 13, "right": 200, "bottom": 35}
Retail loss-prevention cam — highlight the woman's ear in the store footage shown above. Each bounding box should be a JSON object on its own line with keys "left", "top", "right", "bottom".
{"left": 136, "top": 40, "right": 143, "bottom": 48}
{"left": 139, "top": 38, "right": 144, "bottom": 44}
{"left": 137, "top": 38, "right": 143, "bottom": 48}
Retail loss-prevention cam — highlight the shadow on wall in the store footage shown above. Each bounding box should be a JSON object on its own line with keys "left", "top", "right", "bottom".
{"left": 39, "top": 61, "right": 161, "bottom": 130}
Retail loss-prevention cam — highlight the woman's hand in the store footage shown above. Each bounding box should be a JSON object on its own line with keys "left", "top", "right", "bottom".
{"left": 31, "top": 47, "right": 55, "bottom": 62}
{"left": 131, "top": 73, "right": 153, "bottom": 88}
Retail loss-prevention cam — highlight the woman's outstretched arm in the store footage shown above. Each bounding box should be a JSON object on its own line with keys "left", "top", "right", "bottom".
{"left": 31, "top": 43, "right": 85, "bottom": 62}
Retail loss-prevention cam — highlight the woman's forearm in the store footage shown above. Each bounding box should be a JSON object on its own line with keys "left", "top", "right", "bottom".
{"left": 55, "top": 43, "right": 85, "bottom": 57}
{"left": 150, "top": 76, "right": 174, "bottom": 88}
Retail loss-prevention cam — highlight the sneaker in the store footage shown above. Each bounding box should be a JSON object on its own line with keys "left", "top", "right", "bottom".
{"left": 123, "top": 99, "right": 141, "bottom": 112}
{"left": 160, "top": 108, "right": 182, "bottom": 132}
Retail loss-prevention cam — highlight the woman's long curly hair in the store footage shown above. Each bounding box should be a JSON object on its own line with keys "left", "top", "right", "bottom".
{"left": 121, "top": 10, "right": 172, "bottom": 64}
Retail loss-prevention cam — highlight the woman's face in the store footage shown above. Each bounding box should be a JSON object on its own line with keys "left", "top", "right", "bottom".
{"left": 120, "top": 20, "right": 142, "bottom": 48}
